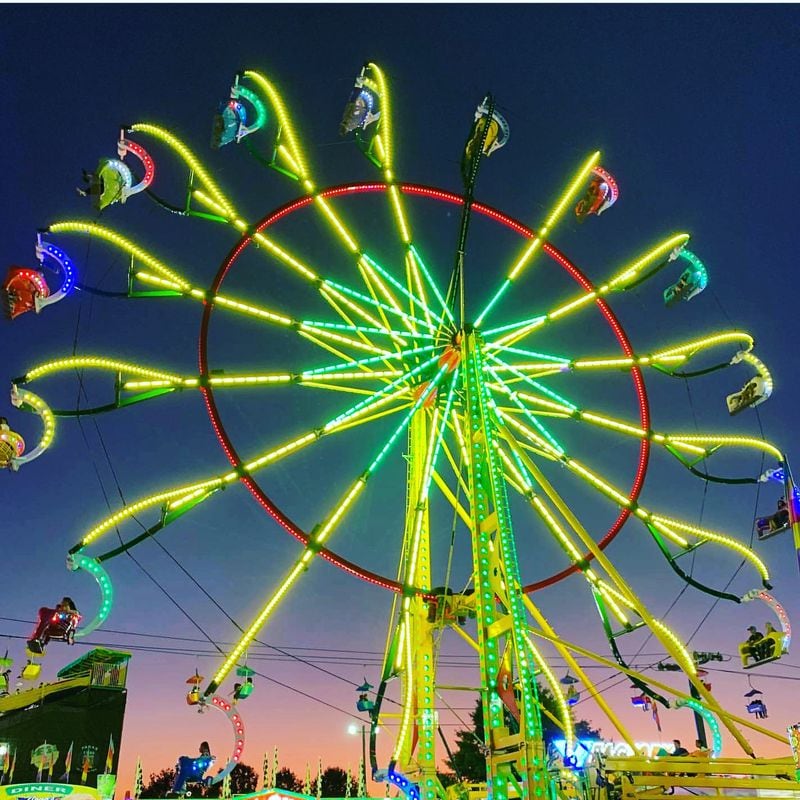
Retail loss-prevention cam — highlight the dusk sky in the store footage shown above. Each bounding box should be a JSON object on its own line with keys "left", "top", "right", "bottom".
{"left": 2, "top": 4, "right": 800, "bottom": 797}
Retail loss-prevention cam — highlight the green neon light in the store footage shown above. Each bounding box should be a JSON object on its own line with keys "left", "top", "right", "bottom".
{"left": 323, "top": 278, "right": 437, "bottom": 333}
{"left": 70, "top": 554, "right": 114, "bottom": 638}
{"left": 485, "top": 343, "right": 571, "bottom": 364}
{"left": 301, "top": 344, "right": 438, "bottom": 378}
{"left": 483, "top": 315, "right": 547, "bottom": 337}
{"left": 487, "top": 365, "right": 565, "bottom": 456}
{"left": 302, "top": 319, "right": 426, "bottom": 339}
{"left": 325, "top": 353, "right": 440, "bottom": 430}
{"left": 409, "top": 245, "right": 455, "bottom": 324}
{"left": 366, "top": 365, "right": 450, "bottom": 475}
{"left": 475, "top": 278, "right": 512, "bottom": 327}
{"left": 677, "top": 698, "right": 722, "bottom": 757}
{"left": 361, "top": 253, "right": 446, "bottom": 329}
{"left": 487, "top": 352, "right": 578, "bottom": 411}
{"left": 234, "top": 84, "right": 269, "bottom": 132}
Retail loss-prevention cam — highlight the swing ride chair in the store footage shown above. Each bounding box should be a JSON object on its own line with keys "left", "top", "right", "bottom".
{"left": 739, "top": 628, "right": 787, "bottom": 670}
{"left": 5, "top": 60, "right": 800, "bottom": 800}
{"left": 168, "top": 753, "right": 216, "bottom": 798}
{"left": 27, "top": 608, "right": 82, "bottom": 656}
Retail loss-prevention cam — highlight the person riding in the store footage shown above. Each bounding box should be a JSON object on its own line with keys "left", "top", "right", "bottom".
{"left": 169, "top": 742, "right": 215, "bottom": 796}
{"left": 27, "top": 597, "right": 80, "bottom": 654}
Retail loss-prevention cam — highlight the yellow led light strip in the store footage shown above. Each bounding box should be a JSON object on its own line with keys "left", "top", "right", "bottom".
{"left": 24, "top": 356, "right": 183, "bottom": 384}
{"left": 243, "top": 70, "right": 311, "bottom": 182}
{"left": 475, "top": 152, "right": 602, "bottom": 328}
{"left": 659, "top": 433, "right": 782, "bottom": 462}
{"left": 607, "top": 233, "right": 691, "bottom": 290}
{"left": 135, "top": 271, "right": 393, "bottom": 359}
{"left": 10, "top": 386, "right": 56, "bottom": 463}
{"left": 80, "top": 478, "right": 226, "bottom": 548}
{"left": 522, "top": 597, "right": 637, "bottom": 750}
{"left": 213, "top": 367, "right": 445, "bottom": 694}
{"left": 522, "top": 631, "right": 575, "bottom": 755}
{"left": 651, "top": 331, "right": 754, "bottom": 360}
{"left": 130, "top": 123, "right": 236, "bottom": 217}
{"left": 595, "top": 582, "right": 631, "bottom": 627}
{"left": 495, "top": 233, "right": 691, "bottom": 349}
{"left": 124, "top": 370, "right": 405, "bottom": 393}
{"left": 404, "top": 250, "right": 433, "bottom": 334}
{"left": 497, "top": 445, "right": 532, "bottom": 493}
{"left": 494, "top": 409, "right": 561, "bottom": 460}
{"left": 438, "top": 426, "right": 471, "bottom": 498}
{"left": 529, "top": 495, "right": 583, "bottom": 563}
{"left": 504, "top": 431, "right": 758, "bottom": 754}
{"left": 49, "top": 222, "right": 190, "bottom": 289}
{"left": 431, "top": 469, "right": 473, "bottom": 531}
{"left": 79, "top": 375, "right": 417, "bottom": 549}
{"left": 525, "top": 625, "right": 786, "bottom": 747}
{"left": 509, "top": 152, "right": 600, "bottom": 283}
{"left": 650, "top": 514, "right": 770, "bottom": 582}
{"left": 368, "top": 63, "right": 393, "bottom": 170}
{"left": 298, "top": 381, "right": 378, "bottom": 397}
{"left": 357, "top": 259, "right": 416, "bottom": 341}
{"left": 314, "top": 195, "right": 359, "bottom": 253}
{"left": 645, "top": 518, "right": 690, "bottom": 549}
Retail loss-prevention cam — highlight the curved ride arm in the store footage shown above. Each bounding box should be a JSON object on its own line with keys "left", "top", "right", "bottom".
{"left": 591, "top": 587, "right": 671, "bottom": 709}
{"left": 646, "top": 523, "right": 742, "bottom": 602}
{"left": 623, "top": 244, "right": 706, "bottom": 300}
{"left": 591, "top": 166, "right": 619, "bottom": 215}
{"left": 202, "top": 696, "right": 246, "bottom": 784}
{"left": 14, "top": 356, "right": 188, "bottom": 417}
{"left": 741, "top": 589, "right": 791, "bottom": 652}
{"left": 117, "top": 135, "right": 155, "bottom": 200}
{"left": 68, "top": 554, "right": 114, "bottom": 638}
{"left": 9, "top": 385, "right": 55, "bottom": 469}
{"left": 230, "top": 81, "right": 268, "bottom": 140}
{"left": 129, "top": 123, "right": 236, "bottom": 219}
{"left": 674, "top": 698, "right": 723, "bottom": 757}
{"left": 34, "top": 236, "right": 77, "bottom": 311}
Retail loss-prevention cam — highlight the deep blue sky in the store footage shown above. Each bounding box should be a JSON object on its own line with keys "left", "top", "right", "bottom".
{"left": 2, "top": 4, "right": 800, "bottom": 791}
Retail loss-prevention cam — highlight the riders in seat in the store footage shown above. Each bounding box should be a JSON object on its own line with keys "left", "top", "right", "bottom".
{"left": 170, "top": 741, "right": 215, "bottom": 796}
{"left": 27, "top": 597, "right": 80, "bottom": 655}
{"left": 575, "top": 177, "right": 610, "bottom": 222}
{"left": 756, "top": 498, "right": 789, "bottom": 538}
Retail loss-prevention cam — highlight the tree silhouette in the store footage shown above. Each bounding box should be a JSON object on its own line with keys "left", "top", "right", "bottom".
{"left": 206, "top": 764, "right": 258, "bottom": 797}
{"left": 446, "top": 687, "right": 601, "bottom": 781}
{"left": 320, "top": 766, "right": 358, "bottom": 797}
{"left": 274, "top": 767, "right": 302, "bottom": 792}
{"left": 141, "top": 767, "right": 176, "bottom": 798}
{"left": 140, "top": 763, "right": 258, "bottom": 798}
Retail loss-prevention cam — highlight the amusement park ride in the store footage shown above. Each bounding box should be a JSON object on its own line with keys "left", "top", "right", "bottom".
{"left": 3, "top": 62, "right": 800, "bottom": 800}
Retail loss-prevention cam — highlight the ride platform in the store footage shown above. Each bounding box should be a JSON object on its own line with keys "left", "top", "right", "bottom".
{"left": 604, "top": 755, "right": 800, "bottom": 798}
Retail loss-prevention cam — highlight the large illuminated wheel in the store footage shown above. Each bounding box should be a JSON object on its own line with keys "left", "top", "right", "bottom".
{"left": 9, "top": 64, "right": 796, "bottom": 799}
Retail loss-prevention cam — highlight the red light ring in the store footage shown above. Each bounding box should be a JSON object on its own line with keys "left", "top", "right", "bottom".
{"left": 198, "top": 182, "right": 650, "bottom": 594}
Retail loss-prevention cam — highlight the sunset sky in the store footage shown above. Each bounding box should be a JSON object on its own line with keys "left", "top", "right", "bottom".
{"left": 2, "top": 4, "right": 800, "bottom": 797}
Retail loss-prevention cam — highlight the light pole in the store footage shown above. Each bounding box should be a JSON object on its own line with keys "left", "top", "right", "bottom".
{"left": 348, "top": 723, "right": 379, "bottom": 796}
{"left": 348, "top": 723, "right": 367, "bottom": 791}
